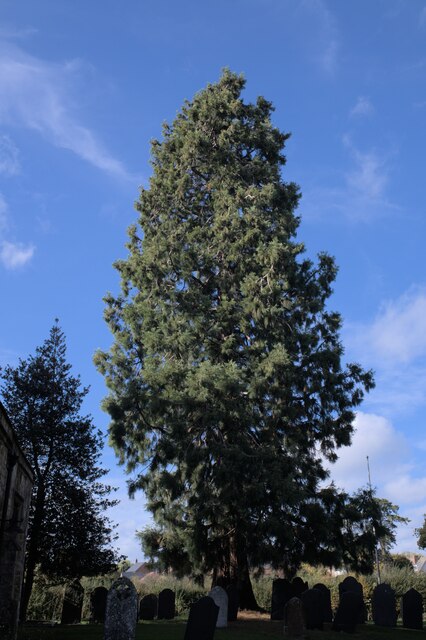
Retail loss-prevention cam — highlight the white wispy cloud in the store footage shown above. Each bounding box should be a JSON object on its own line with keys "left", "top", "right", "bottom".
{"left": 301, "top": 139, "right": 395, "bottom": 222}
{"left": 327, "top": 411, "right": 424, "bottom": 550}
{"left": 419, "top": 6, "right": 426, "bottom": 29}
{"left": 345, "top": 287, "right": 426, "bottom": 416}
{"left": 328, "top": 411, "right": 408, "bottom": 493}
{"left": 353, "top": 287, "right": 426, "bottom": 366}
{"left": 369, "top": 289, "right": 426, "bottom": 364}
{"left": 297, "top": 0, "right": 339, "bottom": 75}
{"left": 350, "top": 96, "right": 374, "bottom": 118}
{"left": 417, "top": 439, "right": 426, "bottom": 452}
{"left": 0, "top": 240, "right": 35, "bottom": 269}
{"left": 0, "top": 193, "right": 8, "bottom": 232}
{"left": 343, "top": 136, "right": 388, "bottom": 200}
{"left": 366, "top": 366, "right": 426, "bottom": 417}
{"left": 0, "top": 41, "right": 135, "bottom": 182}
{"left": 0, "top": 25, "right": 38, "bottom": 40}
{"left": 321, "top": 38, "right": 338, "bottom": 75}
{"left": 385, "top": 475, "right": 426, "bottom": 506}
{"left": 0, "top": 191, "right": 35, "bottom": 270}
{"left": 346, "top": 150, "right": 387, "bottom": 199}
{"left": 0, "top": 134, "right": 20, "bottom": 175}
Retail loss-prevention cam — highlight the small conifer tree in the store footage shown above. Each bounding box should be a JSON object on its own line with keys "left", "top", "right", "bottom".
{"left": 1, "top": 322, "right": 118, "bottom": 619}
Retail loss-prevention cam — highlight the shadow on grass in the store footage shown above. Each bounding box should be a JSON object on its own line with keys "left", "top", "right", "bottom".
{"left": 18, "top": 619, "right": 426, "bottom": 640}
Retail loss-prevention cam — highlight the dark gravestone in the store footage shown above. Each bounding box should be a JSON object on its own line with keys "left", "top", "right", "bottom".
{"left": 301, "top": 588, "right": 323, "bottom": 630}
{"left": 139, "top": 593, "right": 158, "bottom": 620}
{"left": 226, "top": 584, "right": 239, "bottom": 621}
{"left": 90, "top": 586, "right": 108, "bottom": 623}
{"left": 271, "top": 579, "right": 292, "bottom": 620}
{"left": 332, "top": 591, "right": 362, "bottom": 633}
{"left": 313, "top": 583, "right": 332, "bottom": 623}
{"left": 61, "top": 580, "right": 84, "bottom": 624}
{"left": 291, "top": 577, "right": 308, "bottom": 598}
{"left": 158, "top": 588, "right": 175, "bottom": 620}
{"left": 184, "top": 596, "right": 219, "bottom": 640}
{"left": 338, "top": 576, "right": 366, "bottom": 623}
{"left": 105, "top": 577, "right": 138, "bottom": 640}
{"left": 372, "top": 583, "right": 397, "bottom": 627}
{"left": 401, "top": 588, "right": 423, "bottom": 630}
{"left": 284, "top": 597, "right": 306, "bottom": 637}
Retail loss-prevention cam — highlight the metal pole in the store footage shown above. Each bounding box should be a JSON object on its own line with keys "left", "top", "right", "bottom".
{"left": 367, "top": 456, "right": 381, "bottom": 584}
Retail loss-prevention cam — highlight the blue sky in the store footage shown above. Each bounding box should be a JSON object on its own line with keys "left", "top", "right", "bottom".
{"left": 1, "top": 0, "right": 426, "bottom": 562}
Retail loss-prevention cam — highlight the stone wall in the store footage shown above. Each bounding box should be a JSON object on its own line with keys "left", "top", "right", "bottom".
{"left": 0, "top": 401, "right": 34, "bottom": 640}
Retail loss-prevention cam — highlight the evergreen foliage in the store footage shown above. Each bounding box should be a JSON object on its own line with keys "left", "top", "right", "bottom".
{"left": 416, "top": 516, "right": 426, "bottom": 550}
{"left": 96, "top": 71, "right": 376, "bottom": 607}
{"left": 0, "top": 322, "right": 119, "bottom": 619}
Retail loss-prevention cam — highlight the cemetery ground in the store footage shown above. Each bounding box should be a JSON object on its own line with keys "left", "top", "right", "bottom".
{"left": 17, "top": 614, "right": 426, "bottom": 640}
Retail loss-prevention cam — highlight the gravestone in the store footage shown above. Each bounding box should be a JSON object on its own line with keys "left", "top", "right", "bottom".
{"left": 208, "top": 586, "right": 228, "bottom": 627}
{"left": 313, "top": 583, "right": 332, "bottom": 623}
{"left": 226, "top": 584, "right": 239, "bottom": 621}
{"left": 139, "top": 593, "right": 158, "bottom": 620}
{"left": 291, "top": 577, "right": 308, "bottom": 598}
{"left": 338, "top": 576, "right": 366, "bottom": 623}
{"left": 301, "top": 588, "right": 323, "bottom": 630}
{"left": 271, "top": 578, "right": 292, "bottom": 620}
{"left": 105, "top": 577, "right": 138, "bottom": 640}
{"left": 61, "top": 580, "right": 84, "bottom": 624}
{"left": 184, "top": 596, "right": 219, "bottom": 640}
{"left": 372, "top": 583, "right": 397, "bottom": 627}
{"left": 158, "top": 588, "right": 175, "bottom": 620}
{"left": 90, "top": 586, "right": 108, "bottom": 623}
{"left": 332, "top": 591, "right": 362, "bottom": 633}
{"left": 401, "top": 588, "right": 423, "bottom": 630}
{"left": 284, "top": 597, "right": 305, "bottom": 637}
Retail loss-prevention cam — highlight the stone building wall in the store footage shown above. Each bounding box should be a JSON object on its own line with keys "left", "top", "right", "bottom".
{"left": 0, "top": 401, "right": 34, "bottom": 640}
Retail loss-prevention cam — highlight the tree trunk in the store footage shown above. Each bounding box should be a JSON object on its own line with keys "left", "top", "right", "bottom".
{"left": 20, "top": 483, "right": 45, "bottom": 621}
{"left": 212, "top": 531, "right": 260, "bottom": 611}
{"left": 230, "top": 534, "right": 259, "bottom": 611}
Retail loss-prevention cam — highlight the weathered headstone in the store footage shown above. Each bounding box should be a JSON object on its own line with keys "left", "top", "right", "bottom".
{"left": 332, "top": 591, "right": 362, "bottom": 633}
{"left": 338, "top": 576, "right": 366, "bottom": 623}
{"left": 208, "top": 586, "right": 228, "bottom": 627}
{"left": 184, "top": 596, "right": 219, "bottom": 640}
{"left": 226, "top": 584, "right": 239, "bottom": 621}
{"left": 313, "top": 583, "right": 332, "bottom": 623}
{"left": 271, "top": 578, "right": 292, "bottom": 620}
{"left": 401, "top": 588, "right": 423, "bottom": 630}
{"left": 301, "top": 588, "right": 323, "bottom": 630}
{"left": 284, "top": 597, "right": 305, "bottom": 637}
{"left": 61, "top": 580, "right": 84, "bottom": 624}
{"left": 139, "top": 593, "right": 158, "bottom": 620}
{"left": 105, "top": 577, "right": 138, "bottom": 640}
{"left": 157, "top": 588, "right": 175, "bottom": 620}
{"left": 339, "top": 576, "right": 361, "bottom": 597}
{"left": 291, "top": 577, "right": 308, "bottom": 598}
{"left": 90, "top": 586, "right": 108, "bottom": 623}
{"left": 372, "top": 583, "right": 397, "bottom": 627}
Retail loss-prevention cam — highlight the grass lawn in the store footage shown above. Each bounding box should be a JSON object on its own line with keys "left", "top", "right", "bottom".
{"left": 17, "top": 613, "right": 426, "bottom": 640}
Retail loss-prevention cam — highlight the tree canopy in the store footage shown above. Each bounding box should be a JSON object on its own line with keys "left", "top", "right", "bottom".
{"left": 0, "top": 322, "right": 119, "bottom": 619}
{"left": 96, "top": 70, "right": 376, "bottom": 606}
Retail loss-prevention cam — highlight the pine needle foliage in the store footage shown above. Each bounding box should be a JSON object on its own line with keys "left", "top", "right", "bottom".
{"left": 95, "top": 70, "right": 374, "bottom": 607}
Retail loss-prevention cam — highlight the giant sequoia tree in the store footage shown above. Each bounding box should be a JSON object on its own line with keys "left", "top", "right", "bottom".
{"left": 96, "top": 71, "right": 374, "bottom": 606}
{"left": 0, "top": 323, "right": 118, "bottom": 620}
